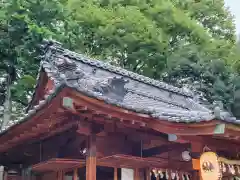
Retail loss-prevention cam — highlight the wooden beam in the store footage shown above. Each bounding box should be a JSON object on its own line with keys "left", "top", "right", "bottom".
{"left": 179, "top": 135, "right": 240, "bottom": 153}
{"left": 142, "top": 143, "right": 190, "bottom": 157}
{"left": 68, "top": 88, "right": 223, "bottom": 135}
{"left": 149, "top": 121, "right": 220, "bottom": 135}
{"left": 76, "top": 120, "right": 104, "bottom": 136}
{"left": 0, "top": 120, "right": 78, "bottom": 152}
{"left": 86, "top": 134, "right": 97, "bottom": 180}
{"left": 68, "top": 89, "right": 148, "bottom": 121}
{"left": 115, "top": 125, "right": 168, "bottom": 143}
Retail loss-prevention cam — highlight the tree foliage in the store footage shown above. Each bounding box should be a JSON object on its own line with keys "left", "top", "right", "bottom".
{"left": 66, "top": 0, "right": 240, "bottom": 115}
{"left": 0, "top": 0, "right": 68, "bottom": 128}
{"left": 0, "top": 0, "right": 240, "bottom": 128}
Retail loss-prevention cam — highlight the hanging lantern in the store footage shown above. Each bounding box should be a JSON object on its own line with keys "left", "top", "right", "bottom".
{"left": 200, "top": 152, "right": 222, "bottom": 180}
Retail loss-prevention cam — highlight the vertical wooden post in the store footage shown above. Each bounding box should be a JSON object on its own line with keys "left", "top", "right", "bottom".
{"left": 73, "top": 168, "right": 78, "bottom": 180}
{"left": 145, "top": 168, "right": 150, "bottom": 180}
{"left": 58, "top": 171, "right": 63, "bottom": 180}
{"left": 192, "top": 171, "right": 200, "bottom": 180}
{"left": 114, "top": 168, "right": 118, "bottom": 180}
{"left": 191, "top": 142, "right": 203, "bottom": 180}
{"left": 86, "top": 134, "right": 97, "bottom": 180}
{"left": 134, "top": 169, "right": 140, "bottom": 180}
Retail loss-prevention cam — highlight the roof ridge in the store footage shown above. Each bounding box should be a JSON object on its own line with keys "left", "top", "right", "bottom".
{"left": 43, "top": 39, "right": 194, "bottom": 98}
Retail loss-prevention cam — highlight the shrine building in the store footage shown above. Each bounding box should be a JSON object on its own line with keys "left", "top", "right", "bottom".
{"left": 0, "top": 40, "right": 240, "bottom": 180}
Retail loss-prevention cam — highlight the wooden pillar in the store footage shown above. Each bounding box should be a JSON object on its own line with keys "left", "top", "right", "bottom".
{"left": 145, "top": 168, "right": 150, "bottom": 180}
{"left": 114, "top": 168, "right": 118, "bottom": 180}
{"left": 86, "top": 134, "right": 97, "bottom": 180}
{"left": 192, "top": 171, "right": 200, "bottom": 180}
{"left": 134, "top": 169, "right": 140, "bottom": 180}
{"left": 73, "top": 168, "right": 78, "bottom": 180}
{"left": 58, "top": 171, "right": 63, "bottom": 180}
{"left": 191, "top": 142, "right": 203, "bottom": 180}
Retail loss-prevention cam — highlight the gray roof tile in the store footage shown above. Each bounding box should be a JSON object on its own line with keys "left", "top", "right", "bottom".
{"left": 2, "top": 39, "right": 239, "bottom": 133}
{"left": 36, "top": 40, "right": 219, "bottom": 123}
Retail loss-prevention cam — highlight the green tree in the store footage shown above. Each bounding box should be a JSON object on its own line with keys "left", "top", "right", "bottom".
{"left": 67, "top": 0, "right": 236, "bottom": 68}
{"left": 1, "top": 0, "right": 240, "bottom": 127}
{"left": 66, "top": 0, "right": 240, "bottom": 116}
{"left": 174, "top": 0, "right": 236, "bottom": 42}
{"left": 0, "top": 0, "right": 68, "bottom": 129}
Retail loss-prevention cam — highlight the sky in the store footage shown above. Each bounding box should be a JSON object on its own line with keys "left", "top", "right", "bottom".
{"left": 225, "top": 0, "right": 240, "bottom": 35}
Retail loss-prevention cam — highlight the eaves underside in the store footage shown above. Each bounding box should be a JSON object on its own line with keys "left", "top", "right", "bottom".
{"left": 1, "top": 84, "right": 237, "bottom": 137}
{"left": 0, "top": 85, "right": 240, "bottom": 153}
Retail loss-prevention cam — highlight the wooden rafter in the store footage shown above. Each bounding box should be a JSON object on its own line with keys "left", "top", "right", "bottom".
{"left": 0, "top": 108, "right": 79, "bottom": 152}
{"left": 0, "top": 91, "right": 62, "bottom": 143}
{"left": 0, "top": 126, "right": 82, "bottom": 168}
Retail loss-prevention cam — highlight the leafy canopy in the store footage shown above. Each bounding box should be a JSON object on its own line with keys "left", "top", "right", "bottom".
{"left": 1, "top": 0, "right": 240, "bottom": 127}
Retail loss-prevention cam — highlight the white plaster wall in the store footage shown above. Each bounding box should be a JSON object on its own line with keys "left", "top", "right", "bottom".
{"left": 121, "top": 168, "right": 134, "bottom": 180}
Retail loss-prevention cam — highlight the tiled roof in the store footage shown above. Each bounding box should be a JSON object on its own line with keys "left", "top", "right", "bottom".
{"left": 1, "top": 39, "right": 239, "bottom": 133}
{"left": 37, "top": 40, "right": 237, "bottom": 123}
